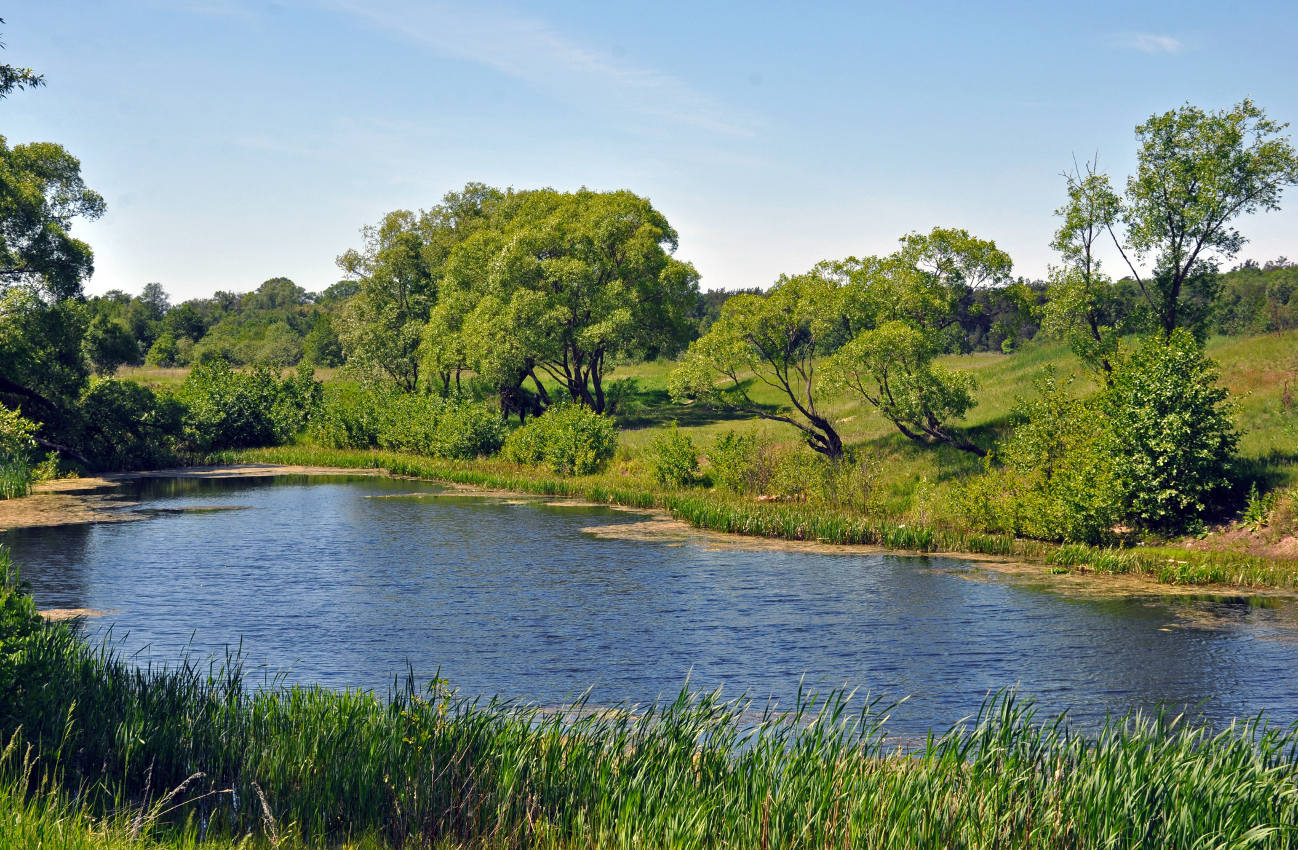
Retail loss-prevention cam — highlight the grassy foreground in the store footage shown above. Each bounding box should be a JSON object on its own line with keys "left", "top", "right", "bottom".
{"left": 5, "top": 557, "right": 1298, "bottom": 850}
{"left": 224, "top": 444, "right": 1298, "bottom": 589}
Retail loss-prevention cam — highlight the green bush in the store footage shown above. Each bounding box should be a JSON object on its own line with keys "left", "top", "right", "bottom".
{"left": 502, "top": 404, "right": 617, "bottom": 476}
{"left": 180, "top": 360, "right": 322, "bottom": 452}
{"left": 431, "top": 400, "right": 506, "bottom": 459}
{"left": 77, "top": 378, "right": 185, "bottom": 470}
{"left": 310, "top": 386, "right": 504, "bottom": 460}
{"left": 708, "top": 431, "right": 761, "bottom": 493}
{"left": 144, "top": 330, "right": 180, "bottom": 366}
{"left": 1100, "top": 330, "right": 1239, "bottom": 534}
{"left": 309, "top": 383, "right": 384, "bottom": 449}
{"left": 0, "top": 548, "right": 44, "bottom": 701}
{"left": 959, "top": 335, "right": 1240, "bottom": 542}
{"left": 956, "top": 369, "right": 1122, "bottom": 544}
{"left": 646, "top": 422, "right": 698, "bottom": 486}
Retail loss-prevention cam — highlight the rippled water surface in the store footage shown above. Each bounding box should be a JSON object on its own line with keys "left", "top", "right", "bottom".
{"left": 6, "top": 474, "right": 1298, "bottom": 733}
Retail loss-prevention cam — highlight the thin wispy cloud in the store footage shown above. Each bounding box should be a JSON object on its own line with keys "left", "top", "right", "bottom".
{"left": 1113, "top": 32, "right": 1185, "bottom": 54}
{"left": 310, "top": 0, "right": 756, "bottom": 138}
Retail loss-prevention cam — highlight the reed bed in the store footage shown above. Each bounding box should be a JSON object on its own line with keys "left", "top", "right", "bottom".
{"left": 4, "top": 558, "right": 1298, "bottom": 849}
{"left": 224, "top": 445, "right": 1298, "bottom": 589}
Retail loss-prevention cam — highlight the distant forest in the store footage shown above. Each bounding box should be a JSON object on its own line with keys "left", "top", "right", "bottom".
{"left": 84, "top": 259, "right": 1298, "bottom": 373}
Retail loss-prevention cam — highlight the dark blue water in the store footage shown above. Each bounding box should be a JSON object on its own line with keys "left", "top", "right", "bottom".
{"left": 6, "top": 474, "right": 1298, "bottom": 733}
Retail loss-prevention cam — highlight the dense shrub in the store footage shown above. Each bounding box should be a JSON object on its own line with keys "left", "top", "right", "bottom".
{"left": 77, "top": 378, "right": 185, "bottom": 470}
{"left": 959, "top": 334, "right": 1239, "bottom": 541}
{"left": 310, "top": 386, "right": 504, "bottom": 460}
{"left": 308, "top": 383, "right": 383, "bottom": 449}
{"left": 145, "top": 331, "right": 180, "bottom": 366}
{"left": 955, "top": 369, "right": 1121, "bottom": 544}
{"left": 180, "top": 360, "right": 322, "bottom": 452}
{"left": 646, "top": 422, "right": 698, "bottom": 486}
{"left": 1101, "top": 331, "right": 1238, "bottom": 533}
{"left": 430, "top": 399, "right": 506, "bottom": 459}
{"left": 711, "top": 433, "right": 758, "bottom": 493}
{"left": 502, "top": 404, "right": 617, "bottom": 476}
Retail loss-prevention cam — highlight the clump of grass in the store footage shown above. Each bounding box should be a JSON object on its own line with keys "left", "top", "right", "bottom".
{"left": 0, "top": 460, "right": 32, "bottom": 500}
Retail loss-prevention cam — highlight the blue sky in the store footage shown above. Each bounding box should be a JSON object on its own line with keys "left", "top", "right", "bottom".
{"left": 6, "top": 1, "right": 1297, "bottom": 300}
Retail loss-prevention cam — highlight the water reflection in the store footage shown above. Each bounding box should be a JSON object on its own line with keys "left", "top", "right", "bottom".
{"left": 4, "top": 475, "right": 1298, "bottom": 733}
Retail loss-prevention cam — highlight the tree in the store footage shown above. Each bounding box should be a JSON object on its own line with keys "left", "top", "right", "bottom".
{"left": 0, "top": 19, "right": 43, "bottom": 99}
{"left": 670, "top": 270, "right": 847, "bottom": 458}
{"left": 83, "top": 314, "right": 139, "bottom": 374}
{"left": 1064, "top": 101, "right": 1298, "bottom": 342}
{"left": 336, "top": 184, "right": 503, "bottom": 390}
{"left": 441, "top": 188, "right": 699, "bottom": 413}
{"left": 825, "top": 228, "right": 1011, "bottom": 456}
{"left": 0, "top": 137, "right": 105, "bottom": 299}
{"left": 1039, "top": 160, "right": 1126, "bottom": 372}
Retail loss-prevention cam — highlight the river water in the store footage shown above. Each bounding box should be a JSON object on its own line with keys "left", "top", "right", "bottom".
{"left": 5, "top": 474, "right": 1298, "bottom": 734}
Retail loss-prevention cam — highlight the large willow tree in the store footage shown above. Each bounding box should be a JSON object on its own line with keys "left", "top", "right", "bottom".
{"left": 428, "top": 188, "right": 699, "bottom": 414}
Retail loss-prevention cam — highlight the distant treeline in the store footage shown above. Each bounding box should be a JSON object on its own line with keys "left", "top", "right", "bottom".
{"left": 85, "top": 258, "right": 1294, "bottom": 373}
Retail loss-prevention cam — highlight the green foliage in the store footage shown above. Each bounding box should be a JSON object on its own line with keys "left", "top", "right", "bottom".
{"left": 308, "top": 385, "right": 504, "bottom": 460}
{"left": 0, "top": 549, "right": 43, "bottom": 701}
{"left": 77, "top": 379, "right": 184, "bottom": 470}
{"left": 707, "top": 431, "right": 763, "bottom": 493}
{"left": 429, "top": 398, "right": 506, "bottom": 460}
{"left": 646, "top": 421, "right": 698, "bottom": 487}
{"left": 1101, "top": 331, "right": 1239, "bottom": 532}
{"left": 671, "top": 271, "right": 846, "bottom": 457}
{"left": 81, "top": 314, "right": 139, "bottom": 375}
{"left": 436, "top": 187, "right": 700, "bottom": 412}
{"left": 307, "top": 383, "right": 383, "bottom": 449}
{"left": 0, "top": 405, "right": 36, "bottom": 499}
{"left": 0, "top": 287, "right": 89, "bottom": 435}
{"left": 826, "top": 228, "right": 1008, "bottom": 456}
{"left": 963, "top": 335, "right": 1240, "bottom": 541}
{"left": 502, "top": 404, "right": 617, "bottom": 476}
{"left": 0, "top": 135, "right": 105, "bottom": 300}
{"left": 179, "top": 360, "right": 322, "bottom": 453}
{"left": 338, "top": 186, "right": 503, "bottom": 390}
{"left": 956, "top": 369, "right": 1121, "bottom": 544}
{"left": 144, "top": 330, "right": 179, "bottom": 366}
{"left": 1242, "top": 483, "right": 1278, "bottom": 532}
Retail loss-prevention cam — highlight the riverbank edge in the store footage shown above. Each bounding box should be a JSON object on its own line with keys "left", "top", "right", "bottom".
{"left": 195, "top": 445, "right": 1298, "bottom": 594}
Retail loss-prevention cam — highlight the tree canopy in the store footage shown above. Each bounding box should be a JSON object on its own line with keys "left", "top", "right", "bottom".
{"left": 433, "top": 187, "right": 699, "bottom": 413}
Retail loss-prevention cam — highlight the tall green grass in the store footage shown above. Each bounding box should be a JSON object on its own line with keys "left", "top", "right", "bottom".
{"left": 7, "top": 567, "right": 1298, "bottom": 849}
{"left": 0, "top": 459, "right": 32, "bottom": 500}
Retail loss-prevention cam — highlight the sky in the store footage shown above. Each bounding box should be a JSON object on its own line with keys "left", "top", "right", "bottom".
{"left": 5, "top": 1, "right": 1298, "bottom": 301}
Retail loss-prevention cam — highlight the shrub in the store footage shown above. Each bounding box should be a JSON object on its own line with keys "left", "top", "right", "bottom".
{"left": 309, "top": 386, "right": 504, "bottom": 460}
{"left": 431, "top": 400, "right": 506, "bottom": 459}
{"left": 954, "top": 369, "right": 1121, "bottom": 544}
{"left": 180, "top": 359, "right": 323, "bottom": 452}
{"left": 376, "top": 392, "right": 444, "bottom": 455}
{"left": 1100, "top": 330, "right": 1238, "bottom": 534}
{"left": 144, "top": 331, "right": 180, "bottom": 366}
{"left": 77, "top": 379, "right": 185, "bottom": 470}
{"left": 309, "top": 383, "right": 384, "bottom": 449}
{"left": 708, "top": 431, "right": 762, "bottom": 493}
{"left": 646, "top": 422, "right": 698, "bottom": 486}
{"left": 502, "top": 404, "right": 617, "bottom": 476}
